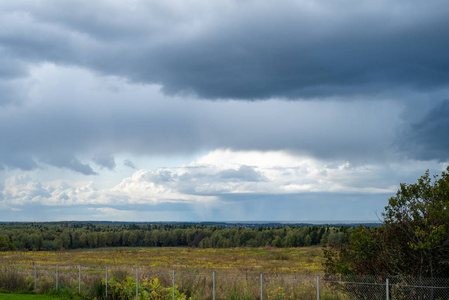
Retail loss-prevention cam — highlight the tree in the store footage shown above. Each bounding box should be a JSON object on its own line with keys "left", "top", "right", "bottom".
{"left": 87, "top": 233, "right": 98, "bottom": 248}
{"left": 30, "top": 233, "right": 44, "bottom": 251}
{"left": 324, "top": 167, "right": 449, "bottom": 278}
{"left": 0, "top": 235, "right": 9, "bottom": 251}
{"left": 79, "top": 233, "right": 88, "bottom": 248}
{"left": 72, "top": 231, "right": 80, "bottom": 248}
{"left": 128, "top": 231, "right": 138, "bottom": 246}
{"left": 381, "top": 167, "right": 449, "bottom": 277}
{"left": 144, "top": 231, "right": 153, "bottom": 246}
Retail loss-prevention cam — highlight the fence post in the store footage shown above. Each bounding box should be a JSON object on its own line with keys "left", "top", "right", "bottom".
{"left": 136, "top": 267, "right": 139, "bottom": 300}
{"left": 34, "top": 262, "right": 36, "bottom": 292}
{"left": 79, "top": 265, "right": 81, "bottom": 295}
{"left": 386, "top": 278, "right": 389, "bottom": 300}
{"left": 106, "top": 266, "right": 108, "bottom": 298}
{"left": 260, "top": 273, "right": 263, "bottom": 300}
{"left": 56, "top": 264, "right": 58, "bottom": 290}
{"left": 173, "top": 269, "right": 175, "bottom": 300}
{"left": 317, "top": 275, "right": 320, "bottom": 300}
{"left": 213, "top": 270, "right": 216, "bottom": 300}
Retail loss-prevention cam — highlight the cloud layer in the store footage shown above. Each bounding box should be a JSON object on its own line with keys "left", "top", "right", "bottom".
{"left": 1, "top": 1, "right": 448, "bottom": 221}
{"left": 0, "top": 64, "right": 411, "bottom": 174}
{"left": 3, "top": 149, "right": 416, "bottom": 221}
{"left": 1, "top": 1, "right": 449, "bottom": 101}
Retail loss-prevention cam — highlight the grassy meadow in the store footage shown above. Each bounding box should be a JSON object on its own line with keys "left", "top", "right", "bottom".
{"left": 0, "top": 247, "right": 332, "bottom": 299}
{"left": 0, "top": 246, "right": 324, "bottom": 274}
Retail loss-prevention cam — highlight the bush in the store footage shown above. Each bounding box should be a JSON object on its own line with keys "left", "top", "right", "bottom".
{"left": 102, "top": 276, "right": 190, "bottom": 300}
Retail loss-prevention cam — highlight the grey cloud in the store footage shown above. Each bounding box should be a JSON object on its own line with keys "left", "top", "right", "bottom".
{"left": 0, "top": 82, "right": 404, "bottom": 173}
{"left": 1, "top": 152, "right": 38, "bottom": 171}
{"left": 43, "top": 155, "right": 97, "bottom": 175}
{"left": 218, "top": 166, "right": 265, "bottom": 182}
{"left": 148, "top": 170, "right": 175, "bottom": 183}
{"left": 0, "top": 105, "right": 97, "bottom": 174}
{"left": 0, "top": 193, "right": 386, "bottom": 222}
{"left": 1, "top": 1, "right": 449, "bottom": 100}
{"left": 169, "top": 166, "right": 266, "bottom": 194}
{"left": 93, "top": 154, "right": 116, "bottom": 170}
{"left": 399, "top": 100, "right": 449, "bottom": 161}
{"left": 0, "top": 1, "right": 448, "bottom": 171}
{"left": 0, "top": 81, "right": 21, "bottom": 106}
{"left": 0, "top": 59, "right": 30, "bottom": 105}
{"left": 215, "top": 193, "right": 388, "bottom": 222}
{"left": 123, "top": 159, "right": 136, "bottom": 169}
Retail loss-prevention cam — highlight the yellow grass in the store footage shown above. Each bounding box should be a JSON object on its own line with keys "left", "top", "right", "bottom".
{"left": 0, "top": 246, "right": 324, "bottom": 274}
{"left": 0, "top": 247, "right": 334, "bottom": 299}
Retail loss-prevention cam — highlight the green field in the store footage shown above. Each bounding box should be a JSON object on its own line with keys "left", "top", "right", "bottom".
{"left": 0, "top": 294, "right": 68, "bottom": 300}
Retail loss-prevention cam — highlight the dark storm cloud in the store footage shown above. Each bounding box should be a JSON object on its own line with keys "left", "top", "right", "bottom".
{"left": 0, "top": 1, "right": 448, "bottom": 174}
{"left": 399, "top": 100, "right": 449, "bottom": 161}
{"left": 1, "top": 1, "right": 449, "bottom": 100}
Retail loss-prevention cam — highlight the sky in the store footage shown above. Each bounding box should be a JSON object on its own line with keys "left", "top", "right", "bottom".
{"left": 1, "top": 0, "right": 448, "bottom": 222}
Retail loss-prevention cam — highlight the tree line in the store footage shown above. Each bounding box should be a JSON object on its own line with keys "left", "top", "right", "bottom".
{"left": 0, "top": 222, "right": 348, "bottom": 251}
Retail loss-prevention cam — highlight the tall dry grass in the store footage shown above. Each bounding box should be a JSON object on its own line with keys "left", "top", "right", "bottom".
{"left": 0, "top": 266, "right": 33, "bottom": 292}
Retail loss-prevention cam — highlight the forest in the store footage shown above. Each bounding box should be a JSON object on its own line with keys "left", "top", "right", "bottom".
{"left": 0, "top": 222, "right": 348, "bottom": 251}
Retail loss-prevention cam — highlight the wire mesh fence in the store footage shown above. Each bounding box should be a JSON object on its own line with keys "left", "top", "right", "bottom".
{"left": 0, "top": 263, "right": 449, "bottom": 299}
{"left": 323, "top": 274, "right": 449, "bottom": 300}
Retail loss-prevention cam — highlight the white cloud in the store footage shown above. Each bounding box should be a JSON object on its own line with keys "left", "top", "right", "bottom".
{"left": 0, "top": 149, "right": 445, "bottom": 221}
{"left": 110, "top": 169, "right": 217, "bottom": 204}
{"left": 181, "top": 149, "right": 401, "bottom": 194}
{"left": 3, "top": 149, "right": 434, "bottom": 210}
{"left": 1, "top": 175, "right": 104, "bottom": 207}
{"left": 1, "top": 149, "right": 447, "bottom": 221}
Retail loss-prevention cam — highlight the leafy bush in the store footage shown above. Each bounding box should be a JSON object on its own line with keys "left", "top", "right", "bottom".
{"left": 103, "top": 276, "right": 190, "bottom": 300}
{"left": 111, "top": 269, "right": 128, "bottom": 283}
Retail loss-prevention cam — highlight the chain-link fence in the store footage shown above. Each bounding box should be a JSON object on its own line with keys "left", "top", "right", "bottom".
{"left": 323, "top": 274, "right": 449, "bottom": 300}
{"left": 1, "top": 263, "right": 449, "bottom": 299}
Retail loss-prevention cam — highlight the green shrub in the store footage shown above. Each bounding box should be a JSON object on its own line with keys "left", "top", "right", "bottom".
{"left": 102, "top": 276, "right": 190, "bottom": 300}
